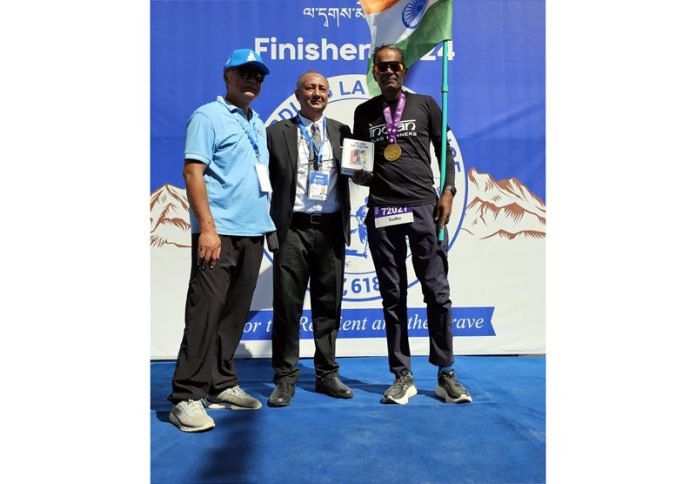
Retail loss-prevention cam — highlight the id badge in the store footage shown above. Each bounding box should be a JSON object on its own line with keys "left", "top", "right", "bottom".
{"left": 373, "top": 206, "right": 414, "bottom": 228}
{"left": 308, "top": 171, "right": 329, "bottom": 201}
{"left": 256, "top": 163, "right": 272, "bottom": 193}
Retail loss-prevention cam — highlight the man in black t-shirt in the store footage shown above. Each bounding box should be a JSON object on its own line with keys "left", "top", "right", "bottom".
{"left": 352, "top": 44, "right": 472, "bottom": 405}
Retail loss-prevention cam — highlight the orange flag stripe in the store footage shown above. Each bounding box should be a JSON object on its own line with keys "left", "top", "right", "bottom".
{"left": 359, "top": 0, "right": 401, "bottom": 15}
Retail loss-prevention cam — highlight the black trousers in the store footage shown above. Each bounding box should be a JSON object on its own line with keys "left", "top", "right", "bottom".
{"left": 366, "top": 203, "right": 454, "bottom": 375}
{"left": 272, "top": 212, "right": 345, "bottom": 384}
{"left": 169, "top": 234, "right": 264, "bottom": 404}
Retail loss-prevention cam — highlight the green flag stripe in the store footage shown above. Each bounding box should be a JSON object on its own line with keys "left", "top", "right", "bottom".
{"left": 366, "top": 0, "right": 453, "bottom": 96}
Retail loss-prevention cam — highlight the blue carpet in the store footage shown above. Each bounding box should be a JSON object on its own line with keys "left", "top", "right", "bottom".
{"left": 151, "top": 356, "right": 545, "bottom": 483}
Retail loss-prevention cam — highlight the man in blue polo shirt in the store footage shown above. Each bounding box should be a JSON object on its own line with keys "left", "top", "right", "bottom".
{"left": 168, "top": 49, "right": 276, "bottom": 432}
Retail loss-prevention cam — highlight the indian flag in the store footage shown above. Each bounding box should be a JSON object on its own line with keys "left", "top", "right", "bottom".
{"left": 359, "top": 0, "right": 453, "bottom": 95}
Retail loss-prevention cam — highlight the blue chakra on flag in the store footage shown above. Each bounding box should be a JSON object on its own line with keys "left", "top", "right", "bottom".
{"left": 402, "top": 0, "right": 428, "bottom": 29}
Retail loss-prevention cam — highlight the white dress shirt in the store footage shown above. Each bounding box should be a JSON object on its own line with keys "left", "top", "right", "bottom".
{"left": 293, "top": 113, "right": 340, "bottom": 213}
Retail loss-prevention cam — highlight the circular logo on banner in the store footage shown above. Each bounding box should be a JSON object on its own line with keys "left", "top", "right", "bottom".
{"left": 265, "top": 74, "right": 466, "bottom": 302}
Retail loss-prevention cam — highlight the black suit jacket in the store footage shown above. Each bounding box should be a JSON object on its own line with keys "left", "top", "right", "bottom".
{"left": 267, "top": 116, "right": 352, "bottom": 247}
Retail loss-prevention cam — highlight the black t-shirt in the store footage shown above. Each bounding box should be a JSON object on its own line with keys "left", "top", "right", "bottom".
{"left": 352, "top": 92, "right": 455, "bottom": 207}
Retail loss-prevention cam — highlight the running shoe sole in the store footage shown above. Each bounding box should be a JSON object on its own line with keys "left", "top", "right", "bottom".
{"left": 435, "top": 385, "right": 473, "bottom": 404}
{"left": 203, "top": 398, "right": 262, "bottom": 410}
{"left": 383, "top": 385, "right": 417, "bottom": 405}
{"left": 168, "top": 412, "right": 215, "bottom": 432}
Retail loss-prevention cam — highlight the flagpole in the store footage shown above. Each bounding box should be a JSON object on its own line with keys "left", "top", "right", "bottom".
{"left": 438, "top": 39, "right": 450, "bottom": 241}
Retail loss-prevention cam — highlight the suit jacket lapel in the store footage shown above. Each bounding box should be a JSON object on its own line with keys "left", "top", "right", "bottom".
{"left": 282, "top": 118, "right": 299, "bottom": 179}
{"left": 327, "top": 119, "right": 342, "bottom": 166}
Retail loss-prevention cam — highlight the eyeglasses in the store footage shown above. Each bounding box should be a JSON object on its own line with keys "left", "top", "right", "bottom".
{"left": 232, "top": 68, "right": 265, "bottom": 83}
{"left": 373, "top": 61, "right": 405, "bottom": 74}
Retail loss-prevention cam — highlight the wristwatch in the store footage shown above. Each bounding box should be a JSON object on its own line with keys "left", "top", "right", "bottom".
{"left": 443, "top": 185, "right": 457, "bottom": 197}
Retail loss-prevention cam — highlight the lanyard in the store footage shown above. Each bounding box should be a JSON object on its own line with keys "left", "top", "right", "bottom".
{"left": 297, "top": 116, "right": 327, "bottom": 169}
{"left": 381, "top": 91, "right": 407, "bottom": 144}
{"left": 232, "top": 110, "right": 262, "bottom": 161}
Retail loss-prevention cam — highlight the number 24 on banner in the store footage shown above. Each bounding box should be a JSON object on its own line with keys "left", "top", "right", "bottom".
{"left": 422, "top": 44, "right": 455, "bottom": 61}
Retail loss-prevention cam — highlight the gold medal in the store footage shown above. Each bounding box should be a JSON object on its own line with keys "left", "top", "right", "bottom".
{"left": 383, "top": 143, "right": 401, "bottom": 161}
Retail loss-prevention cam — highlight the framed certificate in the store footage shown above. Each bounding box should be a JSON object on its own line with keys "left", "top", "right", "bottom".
{"left": 340, "top": 138, "right": 374, "bottom": 175}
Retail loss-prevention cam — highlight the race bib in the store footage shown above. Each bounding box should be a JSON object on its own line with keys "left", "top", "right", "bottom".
{"left": 374, "top": 206, "right": 413, "bottom": 228}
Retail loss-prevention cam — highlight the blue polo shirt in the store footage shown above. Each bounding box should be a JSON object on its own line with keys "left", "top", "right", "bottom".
{"left": 184, "top": 96, "right": 275, "bottom": 236}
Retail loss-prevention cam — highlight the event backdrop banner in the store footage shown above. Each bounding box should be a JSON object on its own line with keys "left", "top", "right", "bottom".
{"left": 151, "top": 0, "right": 545, "bottom": 359}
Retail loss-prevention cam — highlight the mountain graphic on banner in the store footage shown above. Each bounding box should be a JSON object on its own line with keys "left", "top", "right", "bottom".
{"left": 149, "top": 168, "right": 546, "bottom": 246}
{"left": 150, "top": 184, "right": 191, "bottom": 248}
{"left": 462, "top": 168, "right": 546, "bottom": 240}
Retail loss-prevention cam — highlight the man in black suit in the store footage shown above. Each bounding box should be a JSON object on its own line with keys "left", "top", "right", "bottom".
{"left": 266, "top": 71, "right": 353, "bottom": 407}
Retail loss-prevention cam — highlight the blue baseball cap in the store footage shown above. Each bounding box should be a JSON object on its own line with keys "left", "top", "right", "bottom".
{"left": 223, "top": 49, "right": 270, "bottom": 75}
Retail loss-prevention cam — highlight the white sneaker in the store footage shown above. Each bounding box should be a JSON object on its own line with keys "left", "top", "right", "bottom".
{"left": 169, "top": 399, "right": 215, "bottom": 432}
{"left": 205, "top": 385, "right": 262, "bottom": 410}
{"left": 383, "top": 370, "right": 418, "bottom": 405}
{"left": 435, "top": 369, "right": 473, "bottom": 403}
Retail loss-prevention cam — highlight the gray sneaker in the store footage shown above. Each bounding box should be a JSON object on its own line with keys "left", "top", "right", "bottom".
{"left": 383, "top": 370, "right": 417, "bottom": 405}
{"left": 435, "top": 369, "right": 473, "bottom": 403}
{"left": 169, "top": 399, "right": 215, "bottom": 432}
{"left": 205, "top": 385, "right": 262, "bottom": 410}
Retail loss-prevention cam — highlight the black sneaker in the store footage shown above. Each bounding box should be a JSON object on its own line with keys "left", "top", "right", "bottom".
{"left": 383, "top": 369, "right": 417, "bottom": 405}
{"left": 435, "top": 369, "right": 473, "bottom": 403}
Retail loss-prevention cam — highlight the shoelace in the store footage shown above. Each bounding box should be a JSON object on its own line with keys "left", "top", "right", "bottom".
{"left": 396, "top": 373, "right": 412, "bottom": 391}
{"left": 184, "top": 399, "right": 204, "bottom": 415}
{"left": 229, "top": 386, "right": 245, "bottom": 397}
{"left": 442, "top": 371, "right": 463, "bottom": 389}
{"left": 388, "top": 378, "right": 402, "bottom": 393}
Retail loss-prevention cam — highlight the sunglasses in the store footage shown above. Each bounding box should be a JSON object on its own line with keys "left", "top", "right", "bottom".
{"left": 232, "top": 68, "right": 265, "bottom": 83}
{"left": 373, "top": 61, "right": 405, "bottom": 74}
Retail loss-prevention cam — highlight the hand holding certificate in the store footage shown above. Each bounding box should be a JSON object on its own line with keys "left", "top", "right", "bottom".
{"left": 341, "top": 138, "right": 374, "bottom": 175}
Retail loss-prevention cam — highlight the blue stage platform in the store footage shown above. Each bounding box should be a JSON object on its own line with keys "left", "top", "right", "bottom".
{"left": 151, "top": 355, "right": 545, "bottom": 483}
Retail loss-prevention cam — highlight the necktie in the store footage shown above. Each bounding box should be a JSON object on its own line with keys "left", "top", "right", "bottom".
{"left": 310, "top": 123, "right": 321, "bottom": 168}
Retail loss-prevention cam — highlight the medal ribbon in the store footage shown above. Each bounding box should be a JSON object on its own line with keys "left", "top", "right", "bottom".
{"left": 382, "top": 91, "right": 406, "bottom": 144}
{"left": 297, "top": 116, "right": 327, "bottom": 168}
